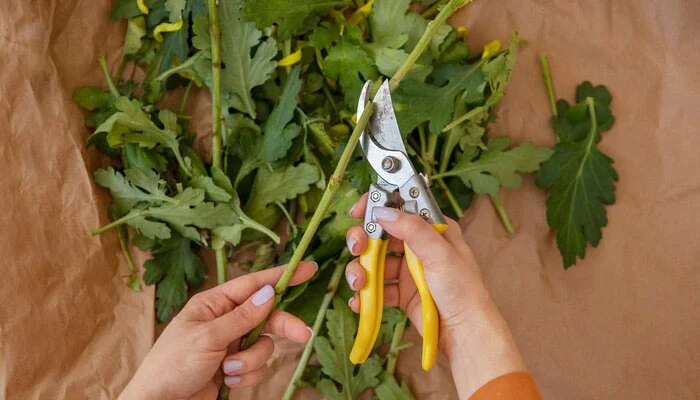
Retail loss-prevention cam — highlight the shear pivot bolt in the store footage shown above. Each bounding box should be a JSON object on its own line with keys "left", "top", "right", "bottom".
{"left": 419, "top": 208, "right": 431, "bottom": 219}
{"left": 366, "top": 222, "right": 377, "bottom": 233}
{"left": 381, "top": 156, "right": 400, "bottom": 173}
{"left": 370, "top": 191, "right": 381, "bottom": 202}
{"left": 409, "top": 187, "right": 420, "bottom": 198}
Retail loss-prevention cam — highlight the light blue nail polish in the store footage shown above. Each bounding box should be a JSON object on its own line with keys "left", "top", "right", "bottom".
{"left": 252, "top": 285, "right": 274, "bottom": 306}
{"left": 223, "top": 359, "right": 243, "bottom": 374}
{"left": 374, "top": 207, "right": 399, "bottom": 222}
{"left": 225, "top": 375, "right": 241, "bottom": 386}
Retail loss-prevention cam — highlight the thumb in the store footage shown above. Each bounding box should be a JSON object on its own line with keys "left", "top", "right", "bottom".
{"left": 207, "top": 285, "right": 276, "bottom": 349}
{"left": 373, "top": 207, "right": 455, "bottom": 269}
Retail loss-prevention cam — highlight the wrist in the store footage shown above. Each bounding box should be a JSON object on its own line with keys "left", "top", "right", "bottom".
{"left": 119, "top": 371, "right": 167, "bottom": 400}
{"left": 442, "top": 298, "right": 527, "bottom": 399}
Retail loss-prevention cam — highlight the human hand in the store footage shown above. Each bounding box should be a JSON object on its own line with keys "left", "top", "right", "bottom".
{"left": 119, "top": 262, "right": 317, "bottom": 400}
{"left": 345, "top": 194, "right": 526, "bottom": 397}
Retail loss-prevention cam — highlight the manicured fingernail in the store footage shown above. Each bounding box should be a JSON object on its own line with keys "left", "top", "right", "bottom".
{"left": 305, "top": 326, "right": 314, "bottom": 340}
{"left": 346, "top": 236, "right": 357, "bottom": 254}
{"left": 223, "top": 359, "right": 243, "bottom": 374}
{"left": 374, "top": 207, "right": 399, "bottom": 222}
{"left": 346, "top": 271, "right": 357, "bottom": 290}
{"left": 348, "top": 202, "right": 357, "bottom": 216}
{"left": 225, "top": 375, "right": 241, "bottom": 386}
{"left": 252, "top": 285, "right": 275, "bottom": 306}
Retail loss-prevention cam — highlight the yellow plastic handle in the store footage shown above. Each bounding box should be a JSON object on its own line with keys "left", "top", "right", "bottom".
{"left": 404, "top": 223, "right": 448, "bottom": 371}
{"left": 350, "top": 238, "right": 389, "bottom": 364}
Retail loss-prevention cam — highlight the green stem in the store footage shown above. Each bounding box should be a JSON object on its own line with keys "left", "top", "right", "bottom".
{"left": 115, "top": 57, "right": 128, "bottom": 84}
{"left": 242, "top": 101, "right": 375, "bottom": 350}
{"left": 91, "top": 210, "right": 147, "bottom": 236}
{"left": 179, "top": 80, "right": 194, "bottom": 116}
{"left": 275, "top": 201, "right": 298, "bottom": 238}
{"left": 440, "top": 98, "right": 467, "bottom": 173}
{"left": 421, "top": 0, "right": 449, "bottom": 18}
{"left": 437, "top": 177, "right": 464, "bottom": 218}
{"left": 386, "top": 312, "right": 408, "bottom": 375}
{"left": 208, "top": 0, "right": 227, "bottom": 287}
{"left": 427, "top": 133, "right": 438, "bottom": 166}
{"left": 489, "top": 193, "right": 515, "bottom": 235}
{"left": 539, "top": 53, "right": 558, "bottom": 118}
{"left": 442, "top": 104, "right": 485, "bottom": 132}
{"left": 282, "top": 260, "right": 346, "bottom": 400}
{"left": 322, "top": 82, "right": 338, "bottom": 114}
{"left": 98, "top": 56, "right": 120, "bottom": 98}
{"left": 241, "top": 0, "right": 471, "bottom": 351}
{"left": 283, "top": 39, "right": 292, "bottom": 73}
{"left": 418, "top": 124, "right": 428, "bottom": 167}
{"left": 390, "top": 0, "right": 472, "bottom": 91}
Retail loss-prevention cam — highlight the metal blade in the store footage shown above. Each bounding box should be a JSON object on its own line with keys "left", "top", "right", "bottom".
{"left": 370, "top": 80, "right": 407, "bottom": 154}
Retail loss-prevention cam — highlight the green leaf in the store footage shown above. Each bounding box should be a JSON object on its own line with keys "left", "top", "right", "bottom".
{"left": 123, "top": 16, "right": 147, "bottom": 56}
{"left": 110, "top": 0, "right": 154, "bottom": 20}
{"left": 93, "top": 167, "right": 168, "bottom": 214}
{"left": 536, "top": 97, "right": 618, "bottom": 268}
{"left": 188, "top": 176, "right": 232, "bottom": 203}
{"left": 73, "top": 86, "right": 110, "bottom": 111}
{"left": 371, "top": 47, "right": 432, "bottom": 82}
{"left": 220, "top": 0, "right": 277, "bottom": 117}
{"left": 155, "top": 18, "right": 189, "bottom": 75}
{"left": 260, "top": 67, "right": 303, "bottom": 163}
{"left": 241, "top": 0, "right": 347, "bottom": 39}
{"left": 143, "top": 232, "right": 206, "bottom": 321}
{"left": 374, "top": 371, "right": 415, "bottom": 400}
{"left": 245, "top": 163, "right": 320, "bottom": 219}
{"left": 123, "top": 143, "right": 168, "bottom": 174}
{"left": 394, "top": 62, "right": 486, "bottom": 133}
{"left": 323, "top": 38, "right": 377, "bottom": 106}
{"left": 93, "top": 97, "right": 190, "bottom": 175}
{"left": 553, "top": 82, "right": 615, "bottom": 142}
{"left": 165, "top": 0, "right": 186, "bottom": 22}
{"left": 314, "top": 298, "right": 383, "bottom": 399}
{"left": 446, "top": 137, "right": 553, "bottom": 195}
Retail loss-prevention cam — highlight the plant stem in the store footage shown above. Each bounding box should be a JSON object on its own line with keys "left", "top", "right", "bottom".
{"left": 489, "top": 193, "right": 514, "bottom": 235}
{"left": 442, "top": 104, "right": 485, "bottom": 132}
{"left": 421, "top": 0, "right": 448, "bottom": 18}
{"left": 91, "top": 210, "right": 146, "bottom": 236}
{"left": 115, "top": 57, "right": 128, "bottom": 84}
{"left": 418, "top": 124, "right": 427, "bottom": 166}
{"left": 179, "top": 80, "right": 194, "bottom": 116}
{"left": 283, "top": 39, "right": 292, "bottom": 73}
{"left": 440, "top": 98, "right": 466, "bottom": 174}
{"left": 242, "top": 101, "right": 375, "bottom": 350}
{"left": 390, "top": 0, "right": 472, "bottom": 92}
{"left": 386, "top": 312, "right": 408, "bottom": 375}
{"left": 437, "top": 177, "right": 464, "bottom": 218}
{"left": 98, "top": 56, "right": 120, "bottom": 98}
{"left": 208, "top": 0, "right": 227, "bottom": 286}
{"left": 241, "top": 0, "right": 472, "bottom": 351}
{"left": 282, "top": 260, "right": 346, "bottom": 400}
{"left": 116, "top": 224, "right": 141, "bottom": 290}
{"left": 427, "top": 133, "right": 438, "bottom": 165}
{"left": 539, "top": 53, "right": 558, "bottom": 118}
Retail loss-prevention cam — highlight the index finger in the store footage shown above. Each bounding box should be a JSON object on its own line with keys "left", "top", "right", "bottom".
{"left": 209, "top": 261, "right": 318, "bottom": 305}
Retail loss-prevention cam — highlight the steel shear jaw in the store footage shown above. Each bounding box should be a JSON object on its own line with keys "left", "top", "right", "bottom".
{"left": 350, "top": 80, "right": 447, "bottom": 371}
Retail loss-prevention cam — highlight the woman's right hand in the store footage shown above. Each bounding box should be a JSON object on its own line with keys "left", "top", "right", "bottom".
{"left": 345, "top": 193, "right": 527, "bottom": 398}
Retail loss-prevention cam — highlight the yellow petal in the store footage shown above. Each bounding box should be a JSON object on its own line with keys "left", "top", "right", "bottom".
{"left": 278, "top": 49, "right": 302, "bottom": 67}
{"left": 154, "top": 19, "right": 184, "bottom": 42}
{"left": 481, "top": 39, "right": 501, "bottom": 59}
{"left": 348, "top": 0, "right": 374, "bottom": 26}
{"left": 136, "top": 0, "right": 149, "bottom": 15}
{"left": 456, "top": 26, "right": 467, "bottom": 38}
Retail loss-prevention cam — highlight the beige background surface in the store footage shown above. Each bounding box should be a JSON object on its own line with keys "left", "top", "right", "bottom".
{"left": 1, "top": 0, "right": 699, "bottom": 399}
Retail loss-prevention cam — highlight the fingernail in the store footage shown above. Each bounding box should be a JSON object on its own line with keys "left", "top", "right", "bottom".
{"left": 374, "top": 207, "right": 399, "bottom": 222}
{"left": 223, "top": 359, "right": 243, "bottom": 374}
{"left": 225, "top": 375, "right": 241, "bottom": 386}
{"left": 346, "top": 236, "right": 357, "bottom": 254}
{"left": 252, "top": 285, "right": 275, "bottom": 306}
{"left": 348, "top": 202, "right": 357, "bottom": 216}
{"left": 346, "top": 271, "right": 357, "bottom": 290}
{"left": 305, "top": 326, "right": 314, "bottom": 340}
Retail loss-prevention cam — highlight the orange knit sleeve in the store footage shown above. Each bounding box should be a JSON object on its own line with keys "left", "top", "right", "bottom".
{"left": 468, "top": 372, "right": 542, "bottom": 400}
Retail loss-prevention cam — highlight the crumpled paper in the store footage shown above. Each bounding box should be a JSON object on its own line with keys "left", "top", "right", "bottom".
{"left": 1, "top": 0, "right": 699, "bottom": 399}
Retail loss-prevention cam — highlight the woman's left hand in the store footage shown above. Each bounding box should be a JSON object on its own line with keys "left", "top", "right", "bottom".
{"left": 119, "top": 262, "right": 318, "bottom": 400}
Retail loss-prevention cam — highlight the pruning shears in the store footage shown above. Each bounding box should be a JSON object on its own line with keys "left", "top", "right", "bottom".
{"left": 349, "top": 80, "right": 448, "bottom": 371}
